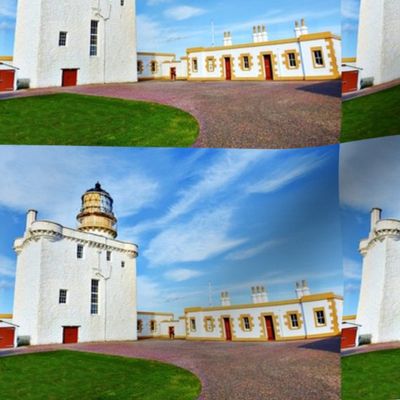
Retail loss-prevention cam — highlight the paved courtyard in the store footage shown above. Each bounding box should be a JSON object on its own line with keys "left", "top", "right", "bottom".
{"left": 1, "top": 337, "right": 340, "bottom": 400}
{"left": 1, "top": 80, "right": 341, "bottom": 149}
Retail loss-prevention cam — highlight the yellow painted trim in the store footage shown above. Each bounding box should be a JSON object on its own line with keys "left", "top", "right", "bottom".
{"left": 0, "top": 314, "right": 13, "bottom": 319}
{"left": 313, "top": 307, "right": 327, "bottom": 327}
{"left": 343, "top": 315, "right": 357, "bottom": 321}
{"left": 284, "top": 310, "right": 303, "bottom": 330}
{"left": 186, "top": 32, "right": 340, "bottom": 53}
{"left": 239, "top": 53, "right": 254, "bottom": 72}
{"left": 258, "top": 51, "right": 279, "bottom": 80}
{"left": 259, "top": 312, "right": 281, "bottom": 340}
{"left": 325, "top": 38, "right": 340, "bottom": 78}
{"left": 205, "top": 56, "right": 217, "bottom": 73}
{"left": 311, "top": 46, "right": 325, "bottom": 69}
{"left": 342, "top": 57, "right": 356, "bottom": 63}
{"left": 137, "top": 311, "right": 174, "bottom": 316}
{"left": 282, "top": 49, "right": 301, "bottom": 70}
{"left": 219, "top": 54, "right": 236, "bottom": 80}
{"left": 328, "top": 299, "right": 340, "bottom": 335}
{"left": 219, "top": 314, "right": 236, "bottom": 340}
{"left": 138, "top": 52, "right": 176, "bottom": 57}
{"left": 238, "top": 314, "right": 255, "bottom": 332}
{"left": 0, "top": 56, "right": 13, "bottom": 62}
{"left": 184, "top": 292, "right": 341, "bottom": 313}
{"left": 203, "top": 316, "right": 216, "bottom": 332}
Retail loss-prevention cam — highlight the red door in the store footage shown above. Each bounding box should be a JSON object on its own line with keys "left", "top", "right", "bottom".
{"left": 263, "top": 55, "right": 273, "bottom": 80}
{"left": 170, "top": 68, "right": 177, "bottom": 80}
{"left": 62, "top": 69, "right": 78, "bottom": 87}
{"left": 223, "top": 318, "right": 232, "bottom": 341}
{"left": 341, "top": 327, "right": 358, "bottom": 349}
{"left": 0, "top": 327, "right": 15, "bottom": 348}
{"left": 342, "top": 71, "right": 359, "bottom": 93}
{"left": 264, "top": 316, "right": 276, "bottom": 341}
{"left": 0, "top": 70, "right": 15, "bottom": 91}
{"left": 225, "top": 58, "right": 232, "bottom": 81}
{"left": 63, "top": 327, "right": 79, "bottom": 344}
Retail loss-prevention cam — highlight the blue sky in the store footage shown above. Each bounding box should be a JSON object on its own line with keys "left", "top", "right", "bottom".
{"left": 341, "top": 0, "right": 360, "bottom": 57}
{"left": 0, "top": 146, "right": 343, "bottom": 317}
{"left": 0, "top": 0, "right": 344, "bottom": 57}
{"left": 340, "top": 136, "right": 400, "bottom": 316}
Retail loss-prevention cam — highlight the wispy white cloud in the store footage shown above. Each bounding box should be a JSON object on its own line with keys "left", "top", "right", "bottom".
{"left": 146, "top": 0, "right": 172, "bottom": 6}
{"left": 341, "top": 0, "right": 360, "bottom": 20}
{"left": 0, "top": 255, "right": 16, "bottom": 278}
{"left": 164, "top": 6, "right": 207, "bottom": 21}
{"left": 0, "top": 148, "right": 159, "bottom": 227}
{"left": 343, "top": 257, "right": 362, "bottom": 280}
{"left": 225, "top": 240, "right": 283, "bottom": 261}
{"left": 340, "top": 137, "right": 400, "bottom": 217}
{"left": 164, "top": 268, "right": 203, "bottom": 282}
{"left": 144, "top": 207, "right": 247, "bottom": 266}
{"left": 246, "top": 152, "right": 329, "bottom": 194}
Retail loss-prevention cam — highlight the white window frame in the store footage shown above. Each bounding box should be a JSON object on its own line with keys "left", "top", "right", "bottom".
{"left": 59, "top": 31, "right": 67, "bottom": 47}
{"left": 90, "top": 20, "right": 99, "bottom": 57}
{"left": 91, "top": 279, "right": 99, "bottom": 315}
{"left": 59, "top": 289, "right": 67, "bottom": 304}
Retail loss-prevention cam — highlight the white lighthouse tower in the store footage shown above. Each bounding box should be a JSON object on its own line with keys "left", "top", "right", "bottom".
{"left": 356, "top": 208, "right": 400, "bottom": 344}
{"left": 13, "top": 0, "right": 137, "bottom": 88}
{"left": 12, "top": 183, "right": 138, "bottom": 345}
{"left": 357, "top": 0, "right": 400, "bottom": 86}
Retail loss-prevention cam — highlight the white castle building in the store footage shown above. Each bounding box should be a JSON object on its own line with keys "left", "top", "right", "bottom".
{"left": 137, "top": 282, "right": 343, "bottom": 342}
{"left": 355, "top": 208, "right": 400, "bottom": 345}
{"left": 136, "top": 21, "right": 341, "bottom": 82}
{"left": 343, "top": 0, "right": 400, "bottom": 92}
{"left": 12, "top": 183, "right": 138, "bottom": 345}
{"left": 12, "top": 0, "right": 137, "bottom": 88}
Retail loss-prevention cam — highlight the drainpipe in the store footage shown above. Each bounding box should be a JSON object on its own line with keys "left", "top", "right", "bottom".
{"left": 297, "top": 40, "right": 306, "bottom": 80}
{"left": 95, "top": 1, "right": 112, "bottom": 84}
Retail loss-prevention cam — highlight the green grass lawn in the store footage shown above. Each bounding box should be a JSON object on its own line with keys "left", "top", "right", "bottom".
{"left": 0, "top": 350, "right": 201, "bottom": 400}
{"left": 0, "top": 93, "right": 199, "bottom": 147}
{"left": 341, "top": 85, "right": 400, "bottom": 142}
{"left": 342, "top": 349, "right": 400, "bottom": 400}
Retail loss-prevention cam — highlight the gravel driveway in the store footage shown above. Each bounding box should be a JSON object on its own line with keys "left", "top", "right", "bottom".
{"left": 1, "top": 80, "right": 341, "bottom": 149}
{"left": 1, "top": 337, "right": 340, "bottom": 400}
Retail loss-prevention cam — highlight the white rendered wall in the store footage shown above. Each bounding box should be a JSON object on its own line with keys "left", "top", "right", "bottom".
{"left": 137, "top": 312, "right": 173, "bottom": 337}
{"left": 357, "top": 0, "right": 400, "bottom": 85}
{"left": 137, "top": 54, "right": 175, "bottom": 80}
{"left": 185, "top": 295, "right": 341, "bottom": 341}
{"left": 13, "top": 220, "right": 138, "bottom": 345}
{"left": 159, "top": 318, "right": 186, "bottom": 338}
{"left": 187, "top": 35, "right": 340, "bottom": 81}
{"left": 14, "top": 0, "right": 137, "bottom": 88}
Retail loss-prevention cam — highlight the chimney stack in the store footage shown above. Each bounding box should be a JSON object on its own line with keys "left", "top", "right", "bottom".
{"left": 370, "top": 208, "right": 382, "bottom": 237}
{"left": 300, "top": 18, "right": 308, "bottom": 35}
{"left": 294, "top": 20, "right": 302, "bottom": 38}
{"left": 251, "top": 285, "right": 268, "bottom": 303}
{"left": 223, "top": 31, "right": 232, "bottom": 46}
{"left": 26, "top": 209, "right": 38, "bottom": 233}
{"left": 221, "top": 291, "right": 231, "bottom": 306}
{"left": 253, "top": 25, "right": 268, "bottom": 43}
{"left": 295, "top": 280, "right": 311, "bottom": 298}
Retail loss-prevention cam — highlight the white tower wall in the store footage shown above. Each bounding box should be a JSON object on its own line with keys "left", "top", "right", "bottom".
{"left": 357, "top": 211, "right": 400, "bottom": 344}
{"left": 357, "top": 0, "right": 400, "bottom": 85}
{"left": 13, "top": 0, "right": 137, "bottom": 88}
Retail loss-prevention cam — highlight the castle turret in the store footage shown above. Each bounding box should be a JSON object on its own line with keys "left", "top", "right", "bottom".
{"left": 76, "top": 182, "right": 117, "bottom": 238}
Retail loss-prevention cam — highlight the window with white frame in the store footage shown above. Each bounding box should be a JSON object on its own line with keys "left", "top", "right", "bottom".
{"left": 243, "top": 56, "right": 250, "bottom": 70}
{"left": 90, "top": 20, "right": 99, "bottom": 56}
{"left": 77, "top": 244, "right": 84, "bottom": 259}
{"left": 59, "top": 289, "right": 67, "bottom": 304}
{"left": 313, "top": 49, "right": 324, "bottom": 67}
{"left": 59, "top": 32, "right": 67, "bottom": 47}
{"left": 290, "top": 313, "right": 299, "bottom": 328}
{"left": 243, "top": 316, "right": 251, "bottom": 330}
{"left": 190, "top": 318, "right": 196, "bottom": 331}
{"left": 192, "top": 58, "right": 198, "bottom": 73}
{"left": 315, "top": 310, "right": 326, "bottom": 325}
{"left": 91, "top": 279, "right": 99, "bottom": 314}
{"left": 288, "top": 52, "right": 297, "bottom": 68}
